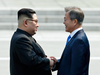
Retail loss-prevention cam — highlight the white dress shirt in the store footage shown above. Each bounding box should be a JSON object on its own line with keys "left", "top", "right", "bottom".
{"left": 69, "top": 27, "right": 83, "bottom": 41}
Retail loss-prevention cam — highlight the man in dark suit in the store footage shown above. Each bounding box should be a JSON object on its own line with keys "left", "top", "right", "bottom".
{"left": 10, "top": 8, "right": 54, "bottom": 75}
{"left": 51, "top": 7, "right": 90, "bottom": 75}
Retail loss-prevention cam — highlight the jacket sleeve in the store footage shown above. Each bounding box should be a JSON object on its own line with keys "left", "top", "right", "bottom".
{"left": 15, "top": 37, "right": 50, "bottom": 71}
{"left": 70, "top": 39, "right": 86, "bottom": 75}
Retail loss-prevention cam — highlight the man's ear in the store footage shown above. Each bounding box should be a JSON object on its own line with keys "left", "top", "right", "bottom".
{"left": 73, "top": 19, "right": 78, "bottom": 26}
{"left": 23, "top": 20, "right": 28, "bottom": 27}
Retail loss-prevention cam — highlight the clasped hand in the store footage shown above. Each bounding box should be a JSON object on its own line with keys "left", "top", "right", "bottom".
{"left": 47, "top": 56, "right": 57, "bottom": 69}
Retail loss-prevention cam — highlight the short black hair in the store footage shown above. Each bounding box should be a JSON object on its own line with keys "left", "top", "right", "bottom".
{"left": 18, "top": 8, "right": 36, "bottom": 20}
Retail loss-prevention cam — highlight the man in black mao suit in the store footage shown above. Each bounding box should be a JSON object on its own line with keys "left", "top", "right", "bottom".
{"left": 10, "top": 8, "right": 54, "bottom": 75}
{"left": 51, "top": 7, "right": 90, "bottom": 75}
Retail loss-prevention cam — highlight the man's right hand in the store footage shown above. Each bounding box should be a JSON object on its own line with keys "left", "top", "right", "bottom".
{"left": 47, "top": 57, "right": 55, "bottom": 69}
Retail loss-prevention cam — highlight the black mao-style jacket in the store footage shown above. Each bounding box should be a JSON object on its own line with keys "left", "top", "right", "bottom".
{"left": 10, "top": 28, "right": 51, "bottom": 75}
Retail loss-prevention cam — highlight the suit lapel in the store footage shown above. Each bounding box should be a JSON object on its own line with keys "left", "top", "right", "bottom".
{"left": 60, "top": 29, "right": 84, "bottom": 61}
{"left": 31, "top": 37, "right": 46, "bottom": 57}
{"left": 67, "top": 29, "right": 84, "bottom": 47}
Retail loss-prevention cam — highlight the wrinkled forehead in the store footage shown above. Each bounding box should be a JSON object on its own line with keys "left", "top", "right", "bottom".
{"left": 65, "top": 12, "right": 70, "bottom": 18}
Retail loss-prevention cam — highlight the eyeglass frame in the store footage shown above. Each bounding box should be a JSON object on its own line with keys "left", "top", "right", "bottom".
{"left": 26, "top": 19, "right": 38, "bottom": 24}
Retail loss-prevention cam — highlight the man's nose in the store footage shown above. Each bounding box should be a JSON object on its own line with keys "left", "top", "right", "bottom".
{"left": 37, "top": 23, "right": 39, "bottom": 27}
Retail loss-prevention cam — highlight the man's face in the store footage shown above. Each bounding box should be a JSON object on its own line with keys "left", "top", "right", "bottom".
{"left": 63, "top": 12, "right": 74, "bottom": 33}
{"left": 27, "top": 14, "right": 39, "bottom": 35}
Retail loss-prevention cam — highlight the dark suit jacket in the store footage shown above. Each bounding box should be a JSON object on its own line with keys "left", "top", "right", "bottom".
{"left": 10, "top": 28, "right": 51, "bottom": 75}
{"left": 53, "top": 29, "right": 90, "bottom": 75}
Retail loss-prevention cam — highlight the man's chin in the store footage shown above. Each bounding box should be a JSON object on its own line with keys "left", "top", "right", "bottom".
{"left": 34, "top": 31, "right": 37, "bottom": 34}
{"left": 65, "top": 29, "right": 69, "bottom": 32}
{"left": 65, "top": 29, "right": 67, "bottom": 32}
{"left": 31, "top": 32, "right": 36, "bottom": 36}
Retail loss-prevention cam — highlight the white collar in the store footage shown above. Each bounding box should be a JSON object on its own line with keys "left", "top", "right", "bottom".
{"left": 70, "top": 27, "right": 83, "bottom": 38}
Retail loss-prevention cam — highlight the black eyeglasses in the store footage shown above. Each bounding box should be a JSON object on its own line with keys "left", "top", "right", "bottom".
{"left": 26, "top": 19, "right": 38, "bottom": 24}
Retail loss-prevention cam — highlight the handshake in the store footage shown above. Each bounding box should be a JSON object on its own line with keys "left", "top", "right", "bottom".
{"left": 47, "top": 56, "right": 57, "bottom": 69}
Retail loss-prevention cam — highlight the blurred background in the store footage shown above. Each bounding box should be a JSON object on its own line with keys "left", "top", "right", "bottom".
{"left": 0, "top": 0, "right": 100, "bottom": 75}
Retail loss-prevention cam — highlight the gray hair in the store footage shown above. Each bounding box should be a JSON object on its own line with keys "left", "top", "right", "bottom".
{"left": 65, "top": 6, "right": 84, "bottom": 25}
